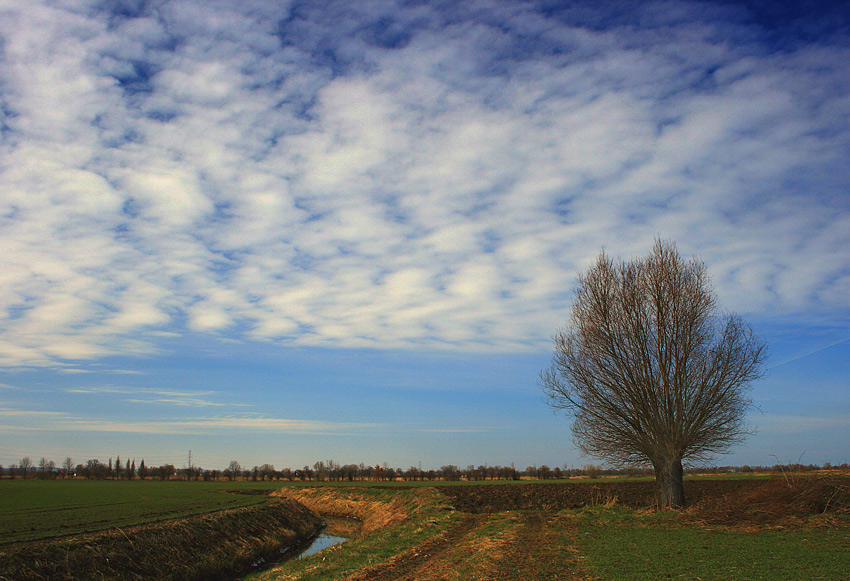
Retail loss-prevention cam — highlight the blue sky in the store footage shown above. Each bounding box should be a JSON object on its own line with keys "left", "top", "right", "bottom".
{"left": 0, "top": 0, "right": 848, "bottom": 471}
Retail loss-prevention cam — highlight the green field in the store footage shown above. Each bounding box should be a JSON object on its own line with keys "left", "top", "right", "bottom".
{"left": 575, "top": 505, "right": 850, "bottom": 580}
{"left": 0, "top": 479, "right": 284, "bottom": 544}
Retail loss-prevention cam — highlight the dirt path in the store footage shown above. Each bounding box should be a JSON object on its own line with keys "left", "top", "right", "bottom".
{"left": 343, "top": 510, "right": 590, "bottom": 581}
{"left": 483, "top": 511, "right": 591, "bottom": 581}
{"left": 343, "top": 514, "right": 487, "bottom": 581}
{"left": 489, "top": 511, "right": 548, "bottom": 577}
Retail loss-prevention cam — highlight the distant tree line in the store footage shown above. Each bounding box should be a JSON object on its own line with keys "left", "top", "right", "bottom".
{"left": 1, "top": 456, "right": 847, "bottom": 481}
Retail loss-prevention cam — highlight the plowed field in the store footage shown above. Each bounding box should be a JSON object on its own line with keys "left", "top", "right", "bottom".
{"left": 437, "top": 478, "right": 761, "bottom": 513}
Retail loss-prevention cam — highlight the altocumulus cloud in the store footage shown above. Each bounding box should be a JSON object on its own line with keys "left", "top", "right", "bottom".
{"left": 1, "top": 0, "right": 848, "bottom": 367}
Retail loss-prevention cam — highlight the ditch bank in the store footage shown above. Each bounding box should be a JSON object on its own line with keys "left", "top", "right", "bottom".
{"left": 271, "top": 487, "right": 409, "bottom": 533}
{"left": 0, "top": 497, "right": 323, "bottom": 580}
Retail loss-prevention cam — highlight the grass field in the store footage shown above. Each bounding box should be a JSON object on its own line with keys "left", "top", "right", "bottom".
{"left": 0, "top": 479, "right": 285, "bottom": 544}
{"left": 575, "top": 505, "right": 850, "bottom": 580}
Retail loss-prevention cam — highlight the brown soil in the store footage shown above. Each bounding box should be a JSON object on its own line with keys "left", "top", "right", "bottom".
{"left": 684, "top": 475, "right": 850, "bottom": 527}
{"left": 440, "top": 477, "right": 850, "bottom": 526}
{"left": 438, "top": 478, "right": 759, "bottom": 513}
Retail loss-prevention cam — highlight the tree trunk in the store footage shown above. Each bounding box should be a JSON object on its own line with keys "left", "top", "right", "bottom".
{"left": 654, "top": 457, "right": 685, "bottom": 509}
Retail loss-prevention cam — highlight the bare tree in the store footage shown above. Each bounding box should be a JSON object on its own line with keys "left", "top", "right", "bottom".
{"left": 155, "top": 464, "right": 174, "bottom": 481}
{"left": 62, "top": 457, "right": 74, "bottom": 478}
{"left": 38, "top": 457, "right": 55, "bottom": 479}
{"left": 226, "top": 460, "right": 241, "bottom": 481}
{"left": 541, "top": 240, "right": 766, "bottom": 508}
{"left": 259, "top": 463, "right": 276, "bottom": 481}
{"left": 83, "top": 459, "right": 109, "bottom": 479}
{"left": 19, "top": 457, "right": 32, "bottom": 479}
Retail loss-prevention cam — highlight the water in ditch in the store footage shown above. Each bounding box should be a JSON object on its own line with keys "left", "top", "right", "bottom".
{"left": 239, "top": 529, "right": 348, "bottom": 579}
{"left": 295, "top": 532, "right": 348, "bottom": 558}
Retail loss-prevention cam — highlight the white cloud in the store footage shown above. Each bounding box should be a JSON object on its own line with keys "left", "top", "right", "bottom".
{"left": 62, "top": 385, "right": 248, "bottom": 408}
{"left": 0, "top": 0, "right": 848, "bottom": 366}
{"left": 186, "top": 302, "right": 232, "bottom": 332}
{"left": 418, "top": 428, "right": 500, "bottom": 433}
{"left": 0, "top": 406, "right": 379, "bottom": 436}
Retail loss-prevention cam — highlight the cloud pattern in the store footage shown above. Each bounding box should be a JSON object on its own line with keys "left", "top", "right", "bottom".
{"left": 1, "top": 0, "right": 848, "bottom": 367}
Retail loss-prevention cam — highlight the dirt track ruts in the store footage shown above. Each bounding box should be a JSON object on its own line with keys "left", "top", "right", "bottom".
{"left": 342, "top": 509, "right": 591, "bottom": 581}
{"left": 343, "top": 514, "right": 487, "bottom": 581}
{"left": 483, "top": 511, "right": 590, "bottom": 581}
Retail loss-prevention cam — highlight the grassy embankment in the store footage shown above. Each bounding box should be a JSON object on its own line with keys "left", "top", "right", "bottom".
{"left": 259, "top": 486, "right": 461, "bottom": 580}
{"left": 0, "top": 479, "right": 322, "bottom": 579}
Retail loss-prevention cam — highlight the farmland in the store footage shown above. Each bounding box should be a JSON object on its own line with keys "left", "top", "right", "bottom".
{"left": 0, "top": 479, "right": 283, "bottom": 544}
{"left": 2, "top": 475, "right": 849, "bottom": 580}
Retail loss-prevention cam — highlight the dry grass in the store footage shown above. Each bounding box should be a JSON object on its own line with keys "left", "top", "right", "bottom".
{"left": 272, "top": 487, "right": 409, "bottom": 533}
{"left": 684, "top": 476, "right": 850, "bottom": 529}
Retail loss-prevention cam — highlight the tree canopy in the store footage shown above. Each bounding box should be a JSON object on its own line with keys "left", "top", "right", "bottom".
{"left": 541, "top": 240, "right": 767, "bottom": 507}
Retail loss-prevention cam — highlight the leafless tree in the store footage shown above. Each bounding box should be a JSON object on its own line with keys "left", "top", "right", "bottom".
{"left": 226, "top": 460, "right": 241, "bottom": 481}
{"left": 62, "top": 457, "right": 74, "bottom": 478}
{"left": 259, "top": 463, "right": 276, "bottom": 481}
{"left": 18, "top": 457, "right": 32, "bottom": 479}
{"left": 541, "top": 240, "right": 766, "bottom": 508}
{"left": 38, "top": 457, "right": 55, "bottom": 479}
